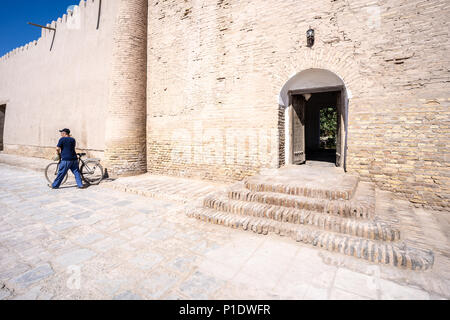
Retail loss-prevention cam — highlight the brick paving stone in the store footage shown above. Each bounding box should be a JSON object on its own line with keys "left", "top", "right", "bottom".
{"left": 11, "top": 285, "right": 45, "bottom": 300}
{"left": 114, "top": 200, "right": 133, "bottom": 207}
{"left": 146, "top": 228, "right": 177, "bottom": 241}
{"left": 329, "top": 288, "right": 369, "bottom": 300}
{"left": 11, "top": 264, "right": 54, "bottom": 289}
{"left": 72, "top": 212, "right": 93, "bottom": 220}
{"left": 51, "top": 221, "right": 78, "bottom": 232}
{"left": 378, "top": 279, "right": 430, "bottom": 300}
{"left": 125, "top": 214, "right": 149, "bottom": 225}
{"left": 74, "top": 233, "right": 105, "bottom": 246}
{"left": 179, "top": 271, "right": 224, "bottom": 300}
{"left": 303, "top": 285, "right": 330, "bottom": 300}
{"left": 333, "top": 268, "right": 379, "bottom": 299}
{"left": 168, "top": 255, "right": 198, "bottom": 274}
{"left": 120, "top": 226, "right": 148, "bottom": 239}
{"left": 130, "top": 252, "right": 164, "bottom": 271}
{"left": 54, "top": 249, "right": 97, "bottom": 268}
{"left": 90, "top": 237, "right": 124, "bottom": 253}
{"left": 92, "top": 278, "right": 126, "bottom": 297}
{"left": 138, "top": 271, "right": 180, "bottom": 299}
{"left": 0, "top": 286, "right": 12, "bottom": 300}
{"left": 163, "top": 292, "right": 186, "bottom": 300}
{"left": 113, "top": 291, "right": 143, "bottom": 300}
{"left": 238, "top": 251, "right": 293, "bottom": 288}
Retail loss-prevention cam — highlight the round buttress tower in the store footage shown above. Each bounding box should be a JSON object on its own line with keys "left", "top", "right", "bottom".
{"left": 104, "top": 0, "right": 148, "bottom": 176}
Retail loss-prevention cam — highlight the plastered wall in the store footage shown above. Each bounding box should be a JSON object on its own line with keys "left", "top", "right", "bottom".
{"left": 0, "top": 0, "right": 120, "bottom": 160}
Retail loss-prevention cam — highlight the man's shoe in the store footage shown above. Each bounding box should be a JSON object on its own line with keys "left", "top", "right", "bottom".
{"left": 48, "top": 184, "right": 57, "bottom": 189}
{"left": 77, "top": 185, "right": 88, "bottom": 189}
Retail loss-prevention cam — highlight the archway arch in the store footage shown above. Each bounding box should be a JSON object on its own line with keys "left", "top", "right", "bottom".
{"left": 278, "top": 68, "right": 349, "bottom": 170}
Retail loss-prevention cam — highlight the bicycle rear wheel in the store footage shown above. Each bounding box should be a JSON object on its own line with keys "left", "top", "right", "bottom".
{"left": 45, "top": 163, "right": 68, "bottom": 185}
{"left": 81, "top": 161, "right": 104, "bottom": 185}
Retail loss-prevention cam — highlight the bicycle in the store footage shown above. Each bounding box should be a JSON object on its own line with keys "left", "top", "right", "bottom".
{"left": 45, "top": 153, "right": 104, "bottom": 186}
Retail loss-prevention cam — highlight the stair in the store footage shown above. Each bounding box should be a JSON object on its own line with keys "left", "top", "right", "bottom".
{"left": 244, "top": 174, "right": 359, "bottom": 200}
{"left": 186, "top": 166, "right": 434, "bottom": 270}
{"left": 203, "top": 195, "right": 398, "bottom": 241}
{"left": 228, "top": 181, "right": 374, "bottom": 219}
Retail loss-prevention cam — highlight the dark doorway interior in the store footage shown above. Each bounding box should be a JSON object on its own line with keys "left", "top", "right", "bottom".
{"left": 0, "top": 105, "right": 5, "bottom": 151}
{"left": 305, "top": 92, "right": 338, "bottom": 164}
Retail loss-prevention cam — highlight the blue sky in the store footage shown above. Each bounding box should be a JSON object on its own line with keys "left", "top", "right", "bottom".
{"left": 0, "top": 0, "right": 76, "bottom": 56}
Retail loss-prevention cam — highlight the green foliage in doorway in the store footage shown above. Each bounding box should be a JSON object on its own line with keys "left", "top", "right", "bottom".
{"left": 320, "top": 107, "right": 337, "bottom": 149}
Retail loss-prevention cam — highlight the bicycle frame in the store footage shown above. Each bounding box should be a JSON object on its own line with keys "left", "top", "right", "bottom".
{"left": 79, "top": 157, "right": 94, "bottom": 174}
{"left": 54, "top": 155, "right": 95, "bottom": 175}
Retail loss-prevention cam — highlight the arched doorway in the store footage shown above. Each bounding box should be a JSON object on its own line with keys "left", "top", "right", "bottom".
{"left": 278, "top": 69, "right": 349, "bottom": 170}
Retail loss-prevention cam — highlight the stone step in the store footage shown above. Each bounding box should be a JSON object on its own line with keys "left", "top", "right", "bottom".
{"left": 228, "top": 182, "right": 375, "bottom": 219}
{"left": 186, "top": 207, "right": 434, "bottom": 271}
{"left": 244, "top": 166, "right": 360, "bottom": 201}
{"left": 245, "top": 177, "right": 358, "bottom": 200}
{"left": 101, "top": 173, "right": 227, "bottom": 204}
{"left": 203, "top": 194, "right": 399, "bottom": 242}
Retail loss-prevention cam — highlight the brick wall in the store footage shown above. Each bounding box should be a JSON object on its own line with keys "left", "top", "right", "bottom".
{"left": 147, "top": 0, "right": 449, "bottom": 209}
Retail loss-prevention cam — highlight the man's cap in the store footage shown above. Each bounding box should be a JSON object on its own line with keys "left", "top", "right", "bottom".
{"left": 59, "top": 128, "right": 71, "bottom": 134}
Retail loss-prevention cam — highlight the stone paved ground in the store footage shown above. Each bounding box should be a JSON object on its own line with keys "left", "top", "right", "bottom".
{"left": 0, "top": 157, "right": 449, "bottom": 300}
{"left": 0, "top": 153, "right": 48, "bottom": 173}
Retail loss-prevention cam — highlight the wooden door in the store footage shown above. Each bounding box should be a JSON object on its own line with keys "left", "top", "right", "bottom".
{"left": 0, "top": 105, "right": 5, "bottom": 151}
{"left": 292, "top": 95, "right": 306, "bottom": 164}
{"left": 336, "top": 91, "right": 342, "bottom": 167}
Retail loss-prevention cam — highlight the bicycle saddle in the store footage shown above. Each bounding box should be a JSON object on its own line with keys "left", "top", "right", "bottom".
{"left": 77, "top": 153, "right": 87, "bottom": 157}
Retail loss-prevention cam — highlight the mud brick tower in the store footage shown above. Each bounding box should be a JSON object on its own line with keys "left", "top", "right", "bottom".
{"left": 104, "top": 0, "right": 148, "bottom": 176}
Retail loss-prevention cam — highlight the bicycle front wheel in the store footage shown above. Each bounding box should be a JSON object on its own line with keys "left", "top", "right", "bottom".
{"left": 81, "top": 161, "right": 104, "bottom": 185}
{"left": 45, "top": 163, "right": 68, "bottom": 185}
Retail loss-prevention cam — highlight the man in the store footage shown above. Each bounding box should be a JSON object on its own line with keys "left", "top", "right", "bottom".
{"left": 50, "top": 129, "right": 86, "bottom": 189}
